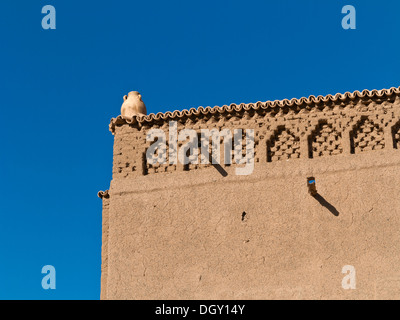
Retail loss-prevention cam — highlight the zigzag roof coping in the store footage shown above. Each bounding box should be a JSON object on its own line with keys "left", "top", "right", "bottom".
{"left": 109, "top": 86, "right": 400, "bottom": 133}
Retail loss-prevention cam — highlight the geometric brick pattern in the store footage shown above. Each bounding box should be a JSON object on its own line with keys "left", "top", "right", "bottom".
{"left": 109, "top": 87, "right": 400, "bottom": 177}
{"left": 350, "top": 118, "right": 385, "bottom": 154}
{"left": 392, "top": 121, "right": 400, "bottom": 149}
{"left": 267, "top": 127, "right": 300, "bottom": 162}
{"left": 310, "top": 122, "right": 343, "bottom": 158}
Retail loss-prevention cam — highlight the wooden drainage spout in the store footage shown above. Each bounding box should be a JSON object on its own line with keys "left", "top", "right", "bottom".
{"left": 307, "top": 177, "right": 317, "bottom": 196}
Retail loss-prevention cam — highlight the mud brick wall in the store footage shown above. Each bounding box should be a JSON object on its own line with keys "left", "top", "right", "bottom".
{"left": 100, "top": 87, "right": 400, "bottom": 299}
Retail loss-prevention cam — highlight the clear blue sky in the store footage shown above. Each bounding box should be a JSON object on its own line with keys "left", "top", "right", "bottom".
{"left": 0, "top": 0, "right": 399, "bottom": 300}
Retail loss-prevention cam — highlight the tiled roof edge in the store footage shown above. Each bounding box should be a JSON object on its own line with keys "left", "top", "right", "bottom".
{"left": 109, "top": 86, "right": 400, "bottom": 133}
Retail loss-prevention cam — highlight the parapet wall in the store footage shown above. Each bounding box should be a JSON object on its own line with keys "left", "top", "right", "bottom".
{"left": 101, "top": 87, "right": 400, "bottom": 299}
{"left": 109, "top": 88, "right": 400, "bottom": 178}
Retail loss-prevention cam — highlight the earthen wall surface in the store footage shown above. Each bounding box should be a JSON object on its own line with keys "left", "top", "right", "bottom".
{"left": 100, "top": 88, "right": 400, "bottom": 299}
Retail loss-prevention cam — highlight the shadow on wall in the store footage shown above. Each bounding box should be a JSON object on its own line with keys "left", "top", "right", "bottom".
{"left": 313, "top": 193, "right": 340, "bottom": 217}
{"left": 183, "top": 148, "right": 229, "bottom": 177}
{"left": 212, "top": 161, "right": 228, "bottom": 177}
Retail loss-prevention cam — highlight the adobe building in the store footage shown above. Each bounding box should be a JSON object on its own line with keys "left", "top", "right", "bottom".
{"left": 99, "top": 87, "right": 400, "bottom": 300}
